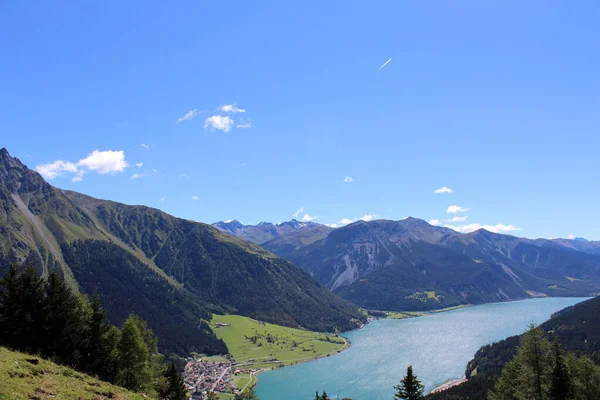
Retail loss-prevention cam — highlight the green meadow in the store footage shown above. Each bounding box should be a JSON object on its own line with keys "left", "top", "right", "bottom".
{"left": 207, "top": 314, "right": 348, "bottom": 398}
{"left": 209, "top": 314, "right": 348, "bottom": 367}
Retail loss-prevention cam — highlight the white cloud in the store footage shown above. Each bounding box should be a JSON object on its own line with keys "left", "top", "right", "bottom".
{"left": 325, "top": 223, "right": 339, "bottom": 228}
{"left": 429, "top": 219, "right": 442, "bottom": 226}
{"left": 136, "top": 162, "right": 143, "bottom": 168}
{"left": 292, "top": 207, "right": 304, "bottom": 218}
{"left": 447, "top": 205, "right": 469, "bottom": 214}
{"left": 335, "top": 214, "right": 379, "bottom": 227}
{"left": 180, "top": 173, "right": 189, "bottom": 179}
{"left": 72, "top": 171, "right": 86, "bottom": 183}
{"left": 378, "top": 57, "right": 392, "bottom": 71}
{"left": 360, "top": 214, "right": 377, "bottom": 222}
{"left": 36, "top": 150, "right": 127, "bottom": 182}
{"left": 447, "top": 216, "right": 468, "bottom": 222}
{"left": 204, "top": 115, "right": 235, "bottom": 133}
{"left": 130, "top": 173, "right": 146, "bottom": 180}
{"left": 434, "top": 187, "right": 453, "bottom": 194}
{"left": 301, "top": 213, "right": 317, "bottom": 222}
{"left": 568, "top": 234, "right": 575, "bottom": 240}
{"left": 177, "top": 109, "right": 200, "bottom": 123}
{"left": 77, "top": 150, "right": 127, "bottom": 174}
{"left": 192, "top": 196, "right": 199, "bottom": 200}
{"left": 236, "top": 119, "right": 253, "bottom": 129}
{"left": 444, "top": 223, "right": 520, "bottom": 234}
{"left": 160, "top": 197, "right": 166, "bottom": 203}
{"left": 219, "top": 104, "right": 246, "bottom": 113}
{"left": 240, "top": 163, "right": 248, "bottom": 167}
{"left": 344, "top": 176, "right": 354, "bottom": 183}
{"left": 36, "top": 160, "right": 78, "bottom": 180}
{"left": 140, "top": 144, "right": 150, "bottom": 149}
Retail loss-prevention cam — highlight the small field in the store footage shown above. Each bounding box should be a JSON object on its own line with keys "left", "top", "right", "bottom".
{"left": 0, "top": 347, "right": 146, "bottom": 400}
{"left": 210, "top": 314, "right": 348, "bottom": 367}
{"left": 386, "top": 311, "right": 421, "bottom": 319}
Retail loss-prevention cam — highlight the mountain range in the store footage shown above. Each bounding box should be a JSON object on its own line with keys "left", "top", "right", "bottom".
{"left": 0, "top": 148, "right": 364, "bottom": 356}
{"left": 214, "top": 218, "right": 600, "bottom": 311}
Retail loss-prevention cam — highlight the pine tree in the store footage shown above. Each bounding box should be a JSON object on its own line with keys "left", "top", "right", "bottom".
{"left": 549, "top": 342, "right": 571, "bottom": 400}
{"left": 157, "top": 362, "right": 188, "bottom": 400}
{"left": 320, "top": 391, "right": 331, "bottom": 400}
{"left": 492, "top": 324, "right": 553, "bottom": 400}
{"left": 14, "top": 266, "right": 45, "bottom": 352}
{"left": 117, "top": 314, "right": 151, "bottom": 390}
{"left": 41, "top": 271, "right": 84, "bottom": 365}
{"left": 0, "top": 265, "right": 22, "bottom": 348}
{"left": 394, "top": 366, "right": 425, "bottom": 400}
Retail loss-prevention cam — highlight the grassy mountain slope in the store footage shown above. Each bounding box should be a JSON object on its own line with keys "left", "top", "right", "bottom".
{"left": 0, "top": 148, "right": 364, "bottom": 356}
{"left": 270, "top": 218, "right": 600, "bottom": 311}
{"left": 0, "top": 347, "right": 146, "bottom": 400}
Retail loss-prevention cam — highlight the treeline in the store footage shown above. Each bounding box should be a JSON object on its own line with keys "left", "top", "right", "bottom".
{"left": 0, "top": 265, "right": 187, "bottom": 399}
{"left": 489, "top": 324, "right": 600, "bottom": 399}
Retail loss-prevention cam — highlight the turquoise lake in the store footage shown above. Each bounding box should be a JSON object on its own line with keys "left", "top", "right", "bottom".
{"left": 256, "top": 297, "right": 589, "bottom": 400}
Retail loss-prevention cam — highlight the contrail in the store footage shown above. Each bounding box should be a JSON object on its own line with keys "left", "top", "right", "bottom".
{"left": 378, "top": 57, "right": 392, "bottom": 71}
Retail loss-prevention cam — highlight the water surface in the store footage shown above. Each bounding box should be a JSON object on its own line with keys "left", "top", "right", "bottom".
{"left": 256, "top": 297, "right": 589, "bottom": 400}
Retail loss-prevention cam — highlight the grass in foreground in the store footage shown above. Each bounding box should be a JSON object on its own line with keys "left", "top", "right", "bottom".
{"left": 0, "top": 347, "right": 147, "bottom": 400}
{"left": 210, "top": 314, "right": 347, "bottom": 367}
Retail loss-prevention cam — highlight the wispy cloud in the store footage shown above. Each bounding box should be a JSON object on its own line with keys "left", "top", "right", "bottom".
{"left": 429, "top": 219, "right": 442, "bottom": 226}
{"left": 292, "top": 207, "right": 305, "bottom": 218}
{"left": 447, "top": 205, "right": 469, "bottom": 214}
{"left": 192, "top": 196, "right": 199, "bottom": 200}
{"left": 434, "top": 187, "right": 453, "bottom": 194}
{"left": 447, "top": 216, "right": 468, "bottom": 222}
{"left": 378, "top": 57, "right": 392, "bottom": 71}
{"left": 236, "top": 119, "right": 253, "bottom": 129}
{"left": 301, "top": 213, "right": 317, "bottom": 222}
{"left": 179, "top": 173, "right": 189, "bottom": 179}
{"left": 219, "top": 104, "right": 246, "bottom": 113}
{"left": 35, "top": 160, "right": 78, "bottom": 180}
{"left": 130, "top": 173, "right": 146, "bottom": 180}
{"left": 204, "top": 115, "right": 235, "bottom": 133}
{"left": 240, "top": 163, "right": 248, "bottom": 167}
{"left": 177, "top": 109, "right": 200, "bottom": 123}
{"left": 344, "top": 176, "right": 355, "bottom": 183}
{"left": 160, "top": 197, "right": 166, "bottom": 203}
{"left": 140, "top": 144, "right": 150, "bottom": 149}
{"left": 36, "top": 150, "right": 128, "bottom": 183}
{"left": 136, "top": 162, "right": 143, "bottom": 168}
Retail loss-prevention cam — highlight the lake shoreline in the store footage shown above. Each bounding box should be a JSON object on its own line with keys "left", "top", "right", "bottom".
{"left": 255, "top": 297, "right": 590, "bottom": 400}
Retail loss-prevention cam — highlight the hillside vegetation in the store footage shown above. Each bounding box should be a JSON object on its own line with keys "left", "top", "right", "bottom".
{"left": 0, "top": 347, "right": 147, "bottom": 400}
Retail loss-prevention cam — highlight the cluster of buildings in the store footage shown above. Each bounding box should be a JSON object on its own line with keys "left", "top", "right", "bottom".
{"left": 184, "top": 358, "right": 235, "bottom": 398}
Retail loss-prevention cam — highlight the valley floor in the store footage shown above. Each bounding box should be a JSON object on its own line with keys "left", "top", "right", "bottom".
{"left": 184, "top": 314, "right": 348, "bottom": 398}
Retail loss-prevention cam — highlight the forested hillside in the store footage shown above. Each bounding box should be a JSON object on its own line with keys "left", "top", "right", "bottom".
{"left": 0, "top": 147, "right": 364, "bottom": 356}
{"left": 427, "top": 296, "right": 600, "bottom": 399}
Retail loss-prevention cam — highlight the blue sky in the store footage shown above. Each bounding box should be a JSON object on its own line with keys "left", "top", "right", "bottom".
{"left": 1, "top": 1, "right": 599, "bottom": 239}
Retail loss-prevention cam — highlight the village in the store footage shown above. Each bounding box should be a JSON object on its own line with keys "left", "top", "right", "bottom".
{"left": 183, "top": 357, "right": 258, "bottom": 399}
